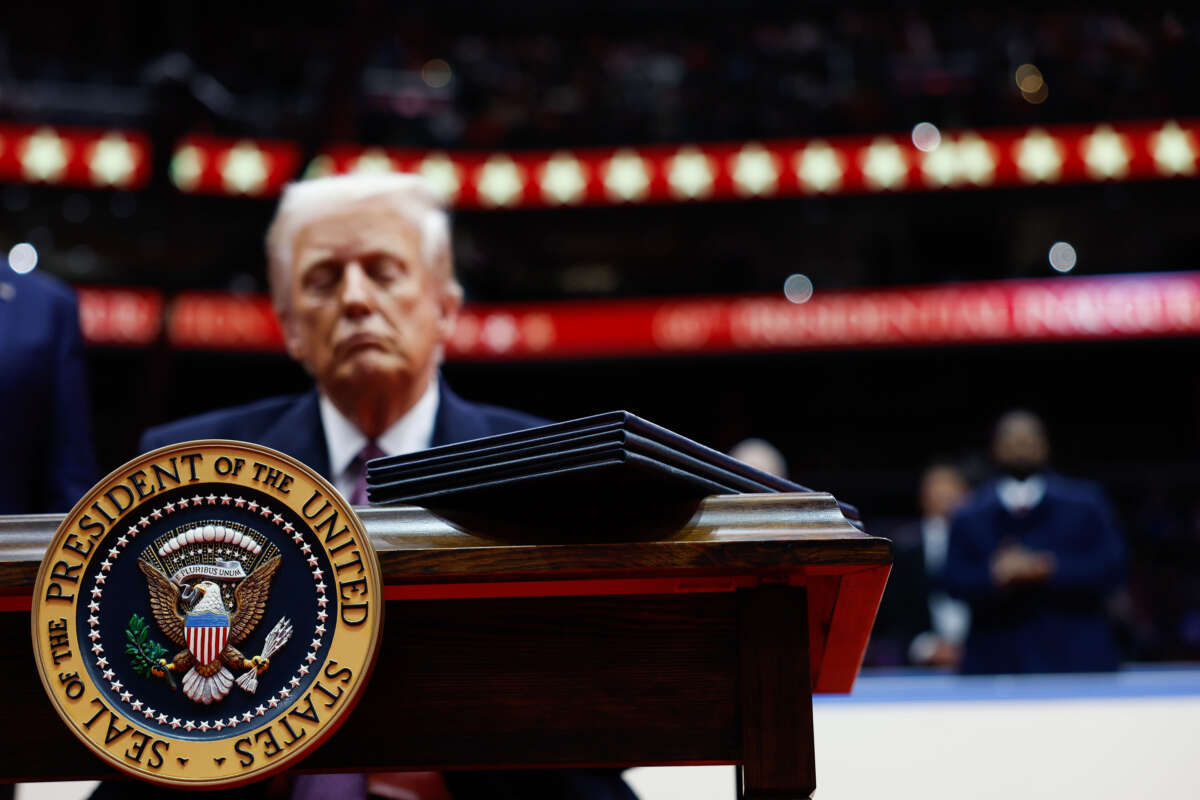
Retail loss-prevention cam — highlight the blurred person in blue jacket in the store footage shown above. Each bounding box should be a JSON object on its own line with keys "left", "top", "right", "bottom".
{"left": 0, "top": 267, "right": 97, "bottom": 514}
{"left": 944, "top": 410, "right": 1125, "bottom": 673}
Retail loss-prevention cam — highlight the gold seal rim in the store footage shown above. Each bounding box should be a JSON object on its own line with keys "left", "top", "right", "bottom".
{"left": 31, "top": 439, "right": 385, "bottom": 788}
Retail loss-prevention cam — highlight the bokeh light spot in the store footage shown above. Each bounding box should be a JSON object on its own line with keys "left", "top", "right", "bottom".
{"left": 8, "top": 242, "right": 38, "bottom": 274}
{"left": 1048, "top": 241, "right": 1077, "bottom": 272}
{"left": 421, "top": 59, "right": 453, "bottom": 89}
{"left": 784, "top": 274, "right": 814, "bottom": 304}
{"left": 1016, "top": 64, "right": 1048, "bottom": 104}
{"left": 911, "top": 122, "right": 942, "bottom": 153}
{"left": 1015, "top": 64, "right": 1044, "bottom": 94}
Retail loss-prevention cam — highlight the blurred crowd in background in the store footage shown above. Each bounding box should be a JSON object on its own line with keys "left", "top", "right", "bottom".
{"left": 4, "top": 5, "right": 1198, "bottom": 146}
{"left": 2, "top": 1, "right": 1200, "bottom": 672}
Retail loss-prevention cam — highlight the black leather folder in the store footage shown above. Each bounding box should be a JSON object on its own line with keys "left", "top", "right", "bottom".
{"left": 366, "top": 411, "right": 861, "bottom": 526}
{"left": 368, "top": 411, "right": 800, "bottom": 489}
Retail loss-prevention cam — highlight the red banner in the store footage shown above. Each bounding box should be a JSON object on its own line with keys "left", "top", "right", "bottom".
{"left": 166, "top": 293, "right": 285, "bottom": 350}
{"left": 76, "top": 286, "right": 163, "bottom": 346}
{"left": 75, "top": 273, "right": 1200, "bottom": 356}
{"left": 446, "top": 274, "right": 1200, "bottom": 358}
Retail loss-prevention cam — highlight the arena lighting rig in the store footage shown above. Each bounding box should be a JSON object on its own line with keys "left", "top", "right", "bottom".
{"left": 0, "top": 118, "right": 1195, "bottom": 202}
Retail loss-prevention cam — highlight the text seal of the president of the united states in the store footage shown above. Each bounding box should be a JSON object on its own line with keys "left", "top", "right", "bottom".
{"left": 32, "top": 440, "right": 384, "bottom": 788}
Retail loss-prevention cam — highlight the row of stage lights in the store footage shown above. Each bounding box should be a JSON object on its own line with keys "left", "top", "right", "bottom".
{"left": 0, "top": 119, "right": 1195, "bottom": 204}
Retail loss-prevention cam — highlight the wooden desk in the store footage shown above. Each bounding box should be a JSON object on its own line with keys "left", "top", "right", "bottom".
{"left": 0, "top": 492, "right": 889, "bottom": 798}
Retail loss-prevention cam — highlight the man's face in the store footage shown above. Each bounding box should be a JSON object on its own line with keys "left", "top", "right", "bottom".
{"left": 282, "top": 202, "right": 460, "bottom": 402}
{"left": 992, "top": 416, "right": 1049, "bottom": 478}
{"left": 920, "top": 466, "right": 967, "bottom": 519}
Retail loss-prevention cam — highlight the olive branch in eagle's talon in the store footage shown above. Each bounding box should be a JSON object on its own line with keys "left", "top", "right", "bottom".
{"left": 125, "top": 613, "right": 177, "bottom": 690}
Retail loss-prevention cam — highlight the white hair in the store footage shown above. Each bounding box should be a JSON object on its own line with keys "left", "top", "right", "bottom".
{"left": 729, "top": 438, "right": 788, "bottom": 480}
{"left": 265, "top": 172, "right": 456, "bottom": 317}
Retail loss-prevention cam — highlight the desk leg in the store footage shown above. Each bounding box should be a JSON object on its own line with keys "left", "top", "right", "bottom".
{"left": 737, "top": 585, "right": 816, "bottom": 800}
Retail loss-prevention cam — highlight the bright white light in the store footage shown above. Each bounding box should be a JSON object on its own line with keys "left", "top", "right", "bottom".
{"left": 8, "top": 243, "right": 38, "bottom": 274}
{"left": 861, "top": 137, "right": 909, "bottom": 190}
{"left": 795, "top": 142, "right": 844, "bottom": 193}
{"left": 783, "top": 274, "right": 814, "bottom": 304}
{"left": 1048, "top": 241, "right": 1077, "bottom": 272}
{"left": 476, "top": 155, "right": 524, "bottom": 207}
{"left": 911, "top": 122, "right": 942, "bottom": 153}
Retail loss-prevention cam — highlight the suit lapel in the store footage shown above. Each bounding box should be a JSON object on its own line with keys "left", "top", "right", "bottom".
{"left": 431, "top": 382, "right": 489, "bottom": 447}
{"left": 260, "top": 382, "right": 475, "bottom": 477}
{"left": 257, "top": 390, "right": 332, "bottom": 480}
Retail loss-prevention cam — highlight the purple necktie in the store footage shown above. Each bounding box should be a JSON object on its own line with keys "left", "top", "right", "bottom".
{"left": 349, "top": 441, "right": 386, "bottom": 506}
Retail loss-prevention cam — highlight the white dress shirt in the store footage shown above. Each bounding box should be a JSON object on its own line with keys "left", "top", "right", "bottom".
{"left": 908, "top": 515, "right": 972, "bottom": 663}
{"left": 318, "top": 380, "right": 440, "bottom": 501}
{"left": 996, "top": 475, "right": 1046, "bottom": 514}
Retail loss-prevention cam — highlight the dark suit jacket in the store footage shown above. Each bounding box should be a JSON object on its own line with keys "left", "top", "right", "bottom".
{"left": 140, "top": 382, "right": 544, "bottom": 468}
{"left": 869, "top": 520, "right": 935, "bottom": 666}
{"left": 132, "top": 381, "right": 637, "bottom": 800}
{"left": 943, "top": 473, "right": 1125, "bottom": 674}
{"left": 0, "top": 271, "right": 97, "bottom": 513}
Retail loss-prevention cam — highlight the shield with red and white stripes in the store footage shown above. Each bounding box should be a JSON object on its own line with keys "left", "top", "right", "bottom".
{"left": 185, "top": 612, "right": 230, "bottom": 665}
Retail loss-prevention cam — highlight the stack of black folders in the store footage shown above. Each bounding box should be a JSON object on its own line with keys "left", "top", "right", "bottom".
{"left": 365, "top": 411, "right": 861, "bottom": 537}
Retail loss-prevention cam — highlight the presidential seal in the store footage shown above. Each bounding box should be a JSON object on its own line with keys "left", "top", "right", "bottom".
{"left": 31, "top": 441, "right": 384, "bottom": 788}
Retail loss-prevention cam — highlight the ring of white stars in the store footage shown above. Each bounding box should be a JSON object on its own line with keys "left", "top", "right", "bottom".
{"left": 88, "top": 493, "right": 328, "bottom": 731}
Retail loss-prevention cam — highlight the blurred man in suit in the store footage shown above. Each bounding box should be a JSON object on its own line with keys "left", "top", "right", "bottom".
{"left": 0, "top": 268, "right": 97, "bottom": 514}
{"left": 943, "top": 410, "right": 1125, "bottom": 674}
{"left": 133, "top": 173, "right": 635, "bottom": 800}
{"left": 2, "top": 265, "right": 99, "bottom": 800}
{"left": 874, "top": 462, "right": 971, "bottom": 668}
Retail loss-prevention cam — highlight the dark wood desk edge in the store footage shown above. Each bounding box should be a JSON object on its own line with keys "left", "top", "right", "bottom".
{"left": 0, "top": 493, "right": 888, "bottom": 786}
{"left": 0, "top": 493, "right": 890, "bottom": 592}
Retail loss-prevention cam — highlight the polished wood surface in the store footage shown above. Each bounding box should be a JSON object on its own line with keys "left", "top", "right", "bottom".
{"left": 2, "top": 594, "right": 742, "bottom": 778}
{"left": 738, "top": 586, "right": 816, "bottom": 799}
{"left": 1, "top": 492, "right": 890, "bottom": 796}
{"left": 0, "top": 493, "right": 887, "bottom": 587}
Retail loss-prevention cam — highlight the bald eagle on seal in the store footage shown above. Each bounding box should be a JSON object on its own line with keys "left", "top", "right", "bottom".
{"left": 138, "top": 556, "right": 281, "bottom": 704}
